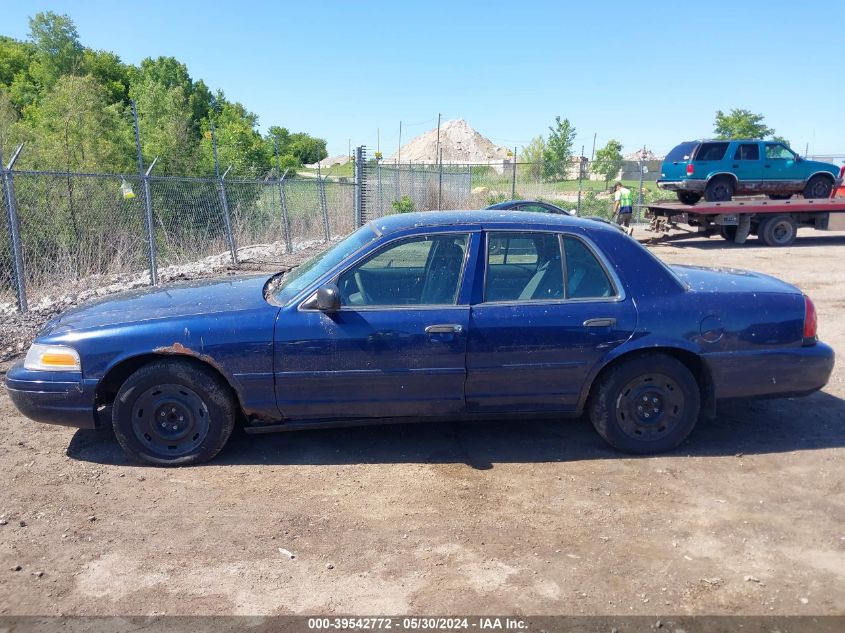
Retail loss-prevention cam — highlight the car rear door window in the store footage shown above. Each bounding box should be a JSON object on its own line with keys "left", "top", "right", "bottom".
{"left": 563, "top": 236, "right": 615, "bottom": 299}
{"left": 485, "top": 232, "right": 564, "bottom": 302}
{"left": 734, "top": 143, "right": 760, "bottom": 160}
{"left": 337, "top": 234, "right": 468, "bottom": 306}
{"left": 695, "top": 142, "right": 729, "bottom": 161}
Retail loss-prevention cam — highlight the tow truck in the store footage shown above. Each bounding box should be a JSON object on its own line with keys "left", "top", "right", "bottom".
{"left": 645, "top": 166, "right": 845, "bottom": 246}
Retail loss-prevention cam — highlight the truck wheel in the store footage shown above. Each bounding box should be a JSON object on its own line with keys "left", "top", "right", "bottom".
{"left": 759, "top": 215, "right": 797, "bottom": 247}
{"left": 112, "top": 359, "right": 236, "bottom": 466}
{"left": 718, "top": 225, "right": 737, "bottom": 241}
{"left": 803, "top": 175, "right": 833, "bottom": 199}
{"left": 676, "top": 191, "right": 702, "bottom": 205}
{"left": 704, "top": 177, "right": 734, "bottom": 202}
{"left": 588, "top": 354, "right": 701, "bottom": 454}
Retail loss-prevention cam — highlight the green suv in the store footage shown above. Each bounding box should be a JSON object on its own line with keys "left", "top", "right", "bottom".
{"left": 657, "top": 140, "right": 841, "bottom": 204}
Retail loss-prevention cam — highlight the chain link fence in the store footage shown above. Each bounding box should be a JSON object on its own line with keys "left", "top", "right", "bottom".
{"left": 0, "top": 164, "right": 356, "bottom": 313}
{"left": 361, "top": 158, "right": 664, "bottom": 223}
{"left": 1, "top": 148, "right": 669, "bottom": 315}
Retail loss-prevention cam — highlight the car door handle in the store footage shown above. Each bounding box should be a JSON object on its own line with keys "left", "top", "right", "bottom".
{"left": 764, "top": 164, "right": 771, "bottom": 168}
{"left": 583, "top": 318, "right": 616, "bottom": 328}
{"left": 732, "top": 164, "right": 739, "bottom": 168}
{"left": 425, "top": 324, "right": 463, "bottom": 334}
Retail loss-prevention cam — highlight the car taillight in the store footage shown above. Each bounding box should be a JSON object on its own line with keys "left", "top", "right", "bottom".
{"left": 686, "top": 163, "right": 694, "bottom": 176}
{"left": 803, "top": 295, "right": 817, "bottom": 345}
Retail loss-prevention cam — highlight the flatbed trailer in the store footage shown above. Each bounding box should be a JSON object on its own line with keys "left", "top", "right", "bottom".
{"left": 645, "top": 194, "right": 845, "bottom": 246}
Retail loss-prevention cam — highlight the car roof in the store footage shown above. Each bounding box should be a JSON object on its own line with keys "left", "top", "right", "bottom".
{"left": 370, "top": 210, "right": 614, "bottom": 236}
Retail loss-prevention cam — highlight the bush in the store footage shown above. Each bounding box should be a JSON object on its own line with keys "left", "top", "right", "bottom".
{"left": 486, "top": 191, "right": 522, "bottom": 207}
{"left": 391, "top": 195, "right": 416, "bottom": 214}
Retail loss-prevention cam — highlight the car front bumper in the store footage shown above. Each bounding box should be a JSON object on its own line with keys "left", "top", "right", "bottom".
{"left": 5, "top": 362, "right": 99, "bottom": 429}
{"left": 707, "top": 342, "right": 835, "bottom": 401}
{"left": 656, "top": 179, "right": 707, "bottom": 193}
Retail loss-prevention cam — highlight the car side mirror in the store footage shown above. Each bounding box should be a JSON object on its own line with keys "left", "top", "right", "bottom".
{"left": 315, "top": 283, "right": 341, "bottom": 313}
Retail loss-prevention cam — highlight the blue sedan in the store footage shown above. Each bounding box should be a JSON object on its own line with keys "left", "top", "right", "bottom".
{"left": 5, "top": 211, "right": 834, "bottom": 465}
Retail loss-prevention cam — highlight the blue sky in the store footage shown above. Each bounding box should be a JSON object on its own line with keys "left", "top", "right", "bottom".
{"left": 4, "top": 1, "right": 844, "bottom": 157}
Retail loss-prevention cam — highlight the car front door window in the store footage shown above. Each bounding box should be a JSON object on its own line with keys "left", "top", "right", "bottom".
{"left": 765, "top": 143, "right": 795, "bottom": 161}
{"left": 337, "top": 234, "right": 469, "bottom": 307}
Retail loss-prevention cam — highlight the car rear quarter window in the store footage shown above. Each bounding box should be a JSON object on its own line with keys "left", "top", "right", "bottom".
{"left": 563, "top": 236, "right": 614, "bottom": 299}
{"left": 665, "top": 142, "right": 698, "bottom": 162}
{"left": 694, "top": 142, "right": 729, "bottom": 162}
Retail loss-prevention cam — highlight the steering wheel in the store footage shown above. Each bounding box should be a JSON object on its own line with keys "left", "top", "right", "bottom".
{"left": 354, "top": 271, "right": 374, "bottom": 304}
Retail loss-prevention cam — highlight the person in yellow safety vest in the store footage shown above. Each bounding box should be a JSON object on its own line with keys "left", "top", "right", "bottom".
{"left": 613, "top": 182, "right": 634, "bottom": 235}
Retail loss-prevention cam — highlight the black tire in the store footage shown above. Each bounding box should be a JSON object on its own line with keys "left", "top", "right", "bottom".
{"left": 803, "top": 175, "right": 833, "bottom": 199}
{"left": 676, "top": 191, "right": 702, "bottom": 205}
{"left": 767, "top": 193, "right": 792, "bottom": 200}
{"left": 759, "top": 214, "right": 797, "bottom": 247}
{"left": 704, "top": 177, "right": 734, "bottom": 202}
{"left": 588, "top": 354, "right": 701, "bottom": 454}
{"left": 718, "top": 225, "right": 737, "bottom": 241}
{"left": 112, "top": 359, "right": 236, "bottom": 466}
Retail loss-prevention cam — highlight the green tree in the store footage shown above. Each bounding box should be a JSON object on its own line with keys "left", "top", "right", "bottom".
{"left": 0, "top": 36, "right": 35, "bottom": 89}
{"left": 519, "top": 135, "right": 545, "bottom": 179}
{"left": 714, "top": 108, "right": 774, "bottom": 139}
{"left": 201, "top": 99, "right": 270, "bottom": 177}
{"left": 27, "top": 12, "right": 84, "bottom": 90}
{"left": 591, "top": 139, "right": 623, "bottom": 186}
{"left": 21, "top": 74, "right": 132, "bottom": 172}
{"left": 542, "top": 116, "right": 576, "bottom": 180}
{"left": 0, "top": 87, "right": 21, "bottom": 157}
{"left": 83, "top": 49, "right": 130, "bottom": 105}
{"left": 288, "top": 132, "right": 327, "bottom": 165}
{"left": 129, "top": 68, "right": 199, "bottom": 175}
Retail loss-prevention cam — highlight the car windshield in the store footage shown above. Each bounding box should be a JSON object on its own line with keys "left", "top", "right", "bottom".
{"left": 272, "top": 225, "right": 378, "bottom": 304}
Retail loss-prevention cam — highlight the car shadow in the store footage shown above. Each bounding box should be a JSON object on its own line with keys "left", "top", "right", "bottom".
{"left": 66, "top": 391, "right": 845, "bottom": 469}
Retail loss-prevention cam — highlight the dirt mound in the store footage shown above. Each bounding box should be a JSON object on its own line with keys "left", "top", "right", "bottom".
{"left": 388, "top": 119, "right": 509, "bottom": 164}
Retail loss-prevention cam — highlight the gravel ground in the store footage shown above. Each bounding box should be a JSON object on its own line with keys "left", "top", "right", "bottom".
{"left": 0, "top": 229, "right": 843, "bottom": 616}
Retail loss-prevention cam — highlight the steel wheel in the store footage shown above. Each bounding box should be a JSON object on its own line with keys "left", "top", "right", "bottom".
{"left": 130, "top": 383, "right": 211, "bottom": 457}
{"left": 615, "top": 373, "right": 686, "bottom": 442}
{"left": 588, "top": 353, "right": 701, "bottom": 454}
{"left": 112, "top": 359, "right": 236, "bottom": 465}
{"left": 704, "top": 178, "right": 734, "bottom": 202}
{"left": 803, "top": 175, "right": 833, "bottom": 199}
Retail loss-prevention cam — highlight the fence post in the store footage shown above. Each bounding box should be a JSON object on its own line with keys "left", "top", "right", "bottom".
{"left": 2, "top": 144, "right": 27, "bottom": 312}
{"left": 511, "top": 146, "right": 517, "bottom": 199}
{"left": 317, "top": 161, "right": 330, "bottom": 240}
{"left": 219, "top": 166, "right": 238, "bottom": 264}
{"left": 354, "top": 146, "right": 364, "bottom": 226}
{"left": 438, "top": 149, "right": 443, "bottom": 211}
{"left": 131, "top": 100, "right": 158, "bottom": 286}
{"left": 377, "top": 160, "right": 383, "bottom": 217}
{"left": 576, "top": 144, "right": 584, "bottom": 215}
{"left": 409, "top": 162, "right": 415, "bottom": 206}
{"left": 637, "top": 146, "right": 646, "bottom": 225}
{"left": 278, "top": 171, "right": 292, "bottom": 253}
{"left": 210, "top": 122, "right": 238, "bottom": 265}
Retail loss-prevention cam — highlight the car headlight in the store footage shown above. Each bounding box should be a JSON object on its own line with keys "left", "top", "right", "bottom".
{"left": 24, "top": 344, "right": 81, "bottom": 372}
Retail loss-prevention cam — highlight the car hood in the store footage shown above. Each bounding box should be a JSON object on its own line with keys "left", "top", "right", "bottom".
{"left": 40, "top": 275, "right": 273, "bottom": 336}
{"left": 671, "top": 265, "right": 801, "bottom": 295}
